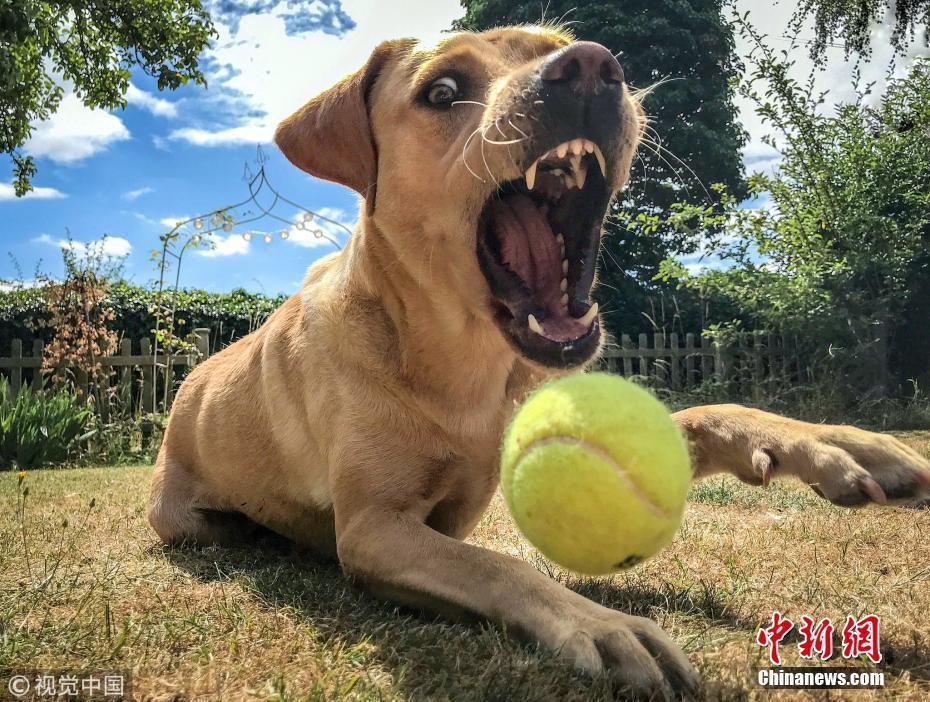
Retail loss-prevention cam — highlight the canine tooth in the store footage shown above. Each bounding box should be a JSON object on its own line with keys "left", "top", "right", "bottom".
{"left": 591, "top": 144, "right": 607, "bottom": 177}
{"left": 576, "top": 162, "right": 588, "bottom": 189}
{"left": 556, "top": 233, "right": 564, "bottom": 245}
{"left": 561, "top": 293, "right": 569, "bottom": 306}
{"left": 584, "top": 140, "right": 595, "bottom": 154}
{"left": 577, "top": 302, "right": 599, "bottom": 328}
{"left": 556, "top": 142, "right": 569, "bottom": 159}
{"left": 560, "top": 278, "right": 568, "bottom": 292}
{"left": 528, "top": 314, "right": 543, "bottom": 335}
{"left": 525, "top": 160, "right": 538, "bottom": 190}
{"left": 562, "top": 258, "right": 568, "bottom": 273}
{"left": 572, "top": 139, "right": 585, "bottom": 155}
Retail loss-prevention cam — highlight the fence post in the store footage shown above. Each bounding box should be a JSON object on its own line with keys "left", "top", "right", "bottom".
{"left": 31, "top": 339, "right": 43, "bottom": 391}
{"left": 701, "top": 333, "right": 712, "bottom": 381}
{"left": 194, "top": 327, "right": 211, "bottom": 361}
{"left": 714, "top": 340, "right": 728, "bottom": 385}
{"left": 621, "top": 334, "right": 633, "bottom": 377}
{"left": 669, "top": 332, "right": 680, "bottom": 390}
{"left": 684, "top": 333, "right": 696, "bottom": 389}
{"left": 638, "top": 333, "right": 649, "bottom": 381}
{"left": 654, "top": 332, "right": 667, "bottom": 387}
{"left": 10, "top": 340, "right": 22, "bottom": 395}
{"left": 141, "top": 338, "right": 155, "bottom": 414}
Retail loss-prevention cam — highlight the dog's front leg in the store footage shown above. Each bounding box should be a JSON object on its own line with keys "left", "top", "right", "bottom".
{"left": 675, "top": 404, "right": 930, "bottom": 506}
{"left": 332, "top": 466, "right": 700, "bottom": 699}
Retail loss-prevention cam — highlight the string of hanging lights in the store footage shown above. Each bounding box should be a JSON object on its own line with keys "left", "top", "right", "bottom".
{"left": 150, "top": 148, "right": 353, "bottom": 412}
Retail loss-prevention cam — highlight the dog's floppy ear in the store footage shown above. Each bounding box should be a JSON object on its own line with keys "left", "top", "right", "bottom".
{"left": 274, "top": 40, "right": 411, "bottom": 214}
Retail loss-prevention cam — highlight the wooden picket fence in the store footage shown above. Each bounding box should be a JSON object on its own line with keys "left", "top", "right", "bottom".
{"left": 1, "top": 328, "right": 804, "bottom": 409}
{"left": 596, "top": 330, "right": 806, "bottom": 398}
{"left": 0, "top": 328, "right": 212, "bottom": 414}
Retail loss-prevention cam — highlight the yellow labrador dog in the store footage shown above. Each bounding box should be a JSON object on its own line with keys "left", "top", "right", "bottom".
{"left": 149, "top": 26, "right": 930, "bottom": 698}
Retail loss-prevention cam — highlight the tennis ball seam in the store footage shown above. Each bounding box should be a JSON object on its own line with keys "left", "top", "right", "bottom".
{"left": 512, "top": 436, "right": 674, "bottom": 519}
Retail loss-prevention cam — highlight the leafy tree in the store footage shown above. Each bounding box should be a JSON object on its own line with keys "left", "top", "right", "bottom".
{"left": 456, "top": 0, "right": 746, "bottom": 333}
{"left": 789, "top": 0, "right": 929, "bottom": 63}
{"left": 1, "top": 0, "right": 215, "bottom": 195}
{"left": 658, "top": 19, "right": 930, "bottom": 396}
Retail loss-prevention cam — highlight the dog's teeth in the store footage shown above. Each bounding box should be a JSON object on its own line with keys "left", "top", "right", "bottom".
{"left": 572, "top": 139, "right": 585, "bottom": 155}
{"left": 560, "top": 278, "right": 568, "bottom": 292}
{"left": 528, "top": 314, "right": 544, "bottom": 335}
{"left": 556, "top": 142, "right": 569, "bottom": 159}
{"left": 525, "top": 160, "right": 538, "bottom": 190}
{"left": 576, "top": 162, "right": 588, "bottom": 189}
{"left": 562, "top": 258, "right": 568, "bottom": 274}
{"left": 591, "top": 144, "right": 607, "bottom": 177}
{"left": 584, "top": 140, "right": 595, "bottom": 154}
{"left": 576, "top": 302, "right": 599, "bottom": 328}
{"left": 556, "top": 233, "right": 564, "bottom": 245}
{"left": 552, "top": 168, "right": 564, "bottom": 177}
{"left": 561, "top": 293, "right": 569, "bottom": 306}
{"left": 563, "top": 173, "right": 576, "bottom": 189}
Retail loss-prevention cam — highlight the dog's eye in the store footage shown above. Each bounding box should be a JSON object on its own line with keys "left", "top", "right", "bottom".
{"left": 427, "top": 77, "right": 459, "bottom": 106}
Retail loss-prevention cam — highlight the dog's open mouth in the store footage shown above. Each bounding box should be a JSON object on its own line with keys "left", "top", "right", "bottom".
{"left": 477, "top": 138, "right": 612, "bottom": 367}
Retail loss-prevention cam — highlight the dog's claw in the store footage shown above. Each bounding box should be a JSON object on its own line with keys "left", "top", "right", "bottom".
{"left": 858, "top": 475, "right": 887, "bottom": 504}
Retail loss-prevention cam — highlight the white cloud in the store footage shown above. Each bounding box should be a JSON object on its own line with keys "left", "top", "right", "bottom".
{"left": 25, "top": 92, "right": 129, "bottom": 163}
{"left": 168, "top": 125, "right": 272, "bottom": 146}
{"left": 286, "top": 206, "right": 355, "bottom": 248}
{"left": 170, "top": 0, "right": 462, "bottom": 147}
{"left": 125, "top": 83, "right": 179, "bottom": 118}
{"left": 160, "top": 215, "right": 191, "bottom": 229}
{"left": 196, "top": 233, "right": 251, "bottom": 257}
{"left": 34, "top": 233, "right": 132, "bottom": 258}
{"left": 0, "top": 182, "right": 66, "bottom": 200}
{"left": 122, "top": 186, "right": 154, "bottom": 202}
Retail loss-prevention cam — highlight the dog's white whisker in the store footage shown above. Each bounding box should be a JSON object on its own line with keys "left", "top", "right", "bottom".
{"left": 461, "top": 125, "right": 488, "bottom": 183}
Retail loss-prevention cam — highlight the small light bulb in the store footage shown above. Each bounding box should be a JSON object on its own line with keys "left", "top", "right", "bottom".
{"left": 191, "top": 234, "right": 201, "bottom": 244}
{"left": 313, "top": 229, "right": 323, "bottom": 238}
{"left": 264, "top": 234, "right": 273, "bottom": 244}
{"left": 223, "top": 221, "right": 233, "bottom": 232}
{"left": 211, "top": 212, "right": 223, "bottom": 225}
{"left": 194, "top": 218, "right": 203, "bottom": 230}
{"left": 295, "top": 221, "right": 306, "bottom": 230}
{"left": 280, "top": 230, "right": 289, "bottom": 240}
{"left": 302, "top": 212, "right": 314, "bottom": 223}
{"left": 242, "top": 232, "right": 252, "bottom": 242}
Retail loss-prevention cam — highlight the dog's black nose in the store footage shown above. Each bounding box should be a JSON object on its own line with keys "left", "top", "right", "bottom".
{"left": 540, "top": 41, "right": 624, "bottom": 96}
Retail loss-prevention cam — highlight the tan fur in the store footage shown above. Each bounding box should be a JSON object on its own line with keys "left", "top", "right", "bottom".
{"left": 150, "top": 27, "right": 930, "bottom": 698}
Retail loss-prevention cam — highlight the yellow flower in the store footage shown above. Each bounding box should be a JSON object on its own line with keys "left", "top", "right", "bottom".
{"left": 18, "top": 470, "right": 27, "bottom": 479}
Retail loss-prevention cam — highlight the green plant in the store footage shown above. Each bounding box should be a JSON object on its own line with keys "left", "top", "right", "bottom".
{"left": 2, "top": 0, "right": 215, "bottom": 194}
{"left": 655, "top": 21, "right": 930, "bottom": 399}
{"left": 0, "top": 379, "right": 91, "bottom": 470}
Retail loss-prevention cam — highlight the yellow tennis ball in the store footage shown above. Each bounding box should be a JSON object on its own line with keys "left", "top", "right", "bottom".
{"left": 500, "top": 372, "right": 691, "bottom": 575}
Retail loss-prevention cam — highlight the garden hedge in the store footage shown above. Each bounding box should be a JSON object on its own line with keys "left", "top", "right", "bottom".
{"left": 0, "top": 283, "right": 286, "bottom": 354}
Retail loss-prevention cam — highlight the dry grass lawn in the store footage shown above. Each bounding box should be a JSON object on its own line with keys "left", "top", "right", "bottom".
{"left": 2, "top": 431, "right": 929, "bottom": 701}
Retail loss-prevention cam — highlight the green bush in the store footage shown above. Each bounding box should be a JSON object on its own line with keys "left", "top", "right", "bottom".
{"left": 0, "top": 282, "right": 286, "bottom": 351}
{"left": 0, "top": 379, "right": 91, "bottom": 470}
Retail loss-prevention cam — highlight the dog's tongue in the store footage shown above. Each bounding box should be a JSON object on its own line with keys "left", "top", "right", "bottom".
{"left": 486, "top": 194, "right": 563, "bottom": 312}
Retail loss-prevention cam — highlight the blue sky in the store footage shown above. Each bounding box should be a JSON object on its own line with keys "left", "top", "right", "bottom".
{"left": 1, "top": 0, "right": 923, "bottom": 295}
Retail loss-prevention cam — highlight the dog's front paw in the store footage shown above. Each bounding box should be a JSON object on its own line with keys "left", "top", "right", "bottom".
{"left": 556, "top": 608, "right": 700, "bottom": 700}
{"left": 786, "top": 426, "right": 930, "bottom": 507}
